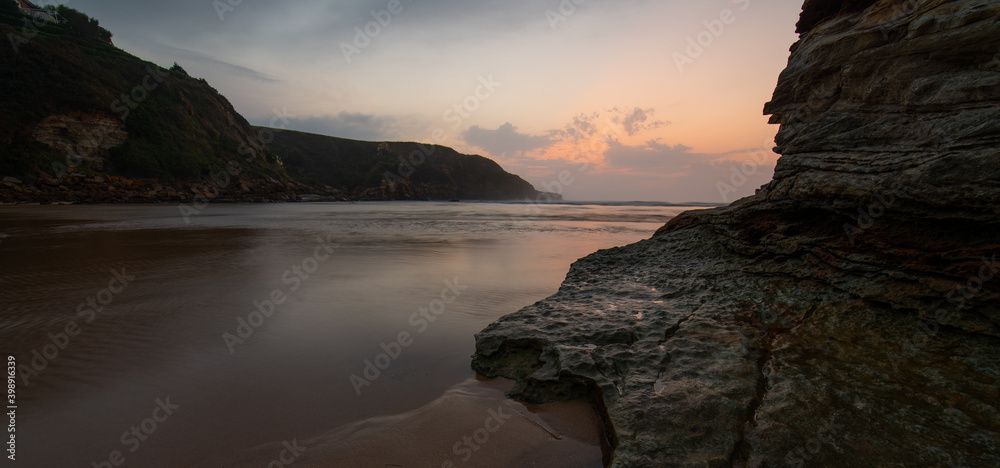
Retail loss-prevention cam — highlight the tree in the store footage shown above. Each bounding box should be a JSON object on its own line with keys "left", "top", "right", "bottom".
{"left": 0, "top": 0, "right": 21, "bottom": 21}
{"left": 55, "top": 5, "right": 113, "bottom": 44}
{"left": 169, "top": 62, "right": 190, "bottom": 77}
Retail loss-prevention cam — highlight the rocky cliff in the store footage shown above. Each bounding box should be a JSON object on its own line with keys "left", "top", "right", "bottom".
{"left": 0, "top": 4, "right": 290, "bottom": 198}
{"left": 30, "top": 113, "right": 128, "bottom": 171}
{"left": 471, "top": 1, "right": 1000, "bottom": 466}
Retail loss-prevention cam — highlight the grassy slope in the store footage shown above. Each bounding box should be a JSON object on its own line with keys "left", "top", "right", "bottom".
{"left": 0, "top": 4, "right": 286, "bottom": 181}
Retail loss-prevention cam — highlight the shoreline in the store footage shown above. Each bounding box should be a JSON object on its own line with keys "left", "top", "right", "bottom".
{"left": 189, "top": 377, "right": 608, "bottom": 468}
{"left": 0, "top": 174, "right": 347, "bottom": 205}
{"left": 2, "top": 203, "right": 661, "bottom": 467}
{"left": 0, "top": 178, "right": 575, "bottom": 206}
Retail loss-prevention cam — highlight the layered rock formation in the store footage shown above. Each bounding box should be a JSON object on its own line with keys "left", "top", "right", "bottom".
{"left": 472, "top": 1, "right": 1000, "bottom": 466}
{"left": 31, "top": 113, "right": 128, "bottom": 170}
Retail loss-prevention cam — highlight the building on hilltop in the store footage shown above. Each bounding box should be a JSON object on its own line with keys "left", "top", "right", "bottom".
{"left": 11, "top": 0, "right": 63, "bottom": 23}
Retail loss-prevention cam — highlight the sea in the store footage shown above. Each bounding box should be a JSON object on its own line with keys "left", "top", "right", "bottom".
{"left": 0, "top": 201, "right": 711, "bottom": 467}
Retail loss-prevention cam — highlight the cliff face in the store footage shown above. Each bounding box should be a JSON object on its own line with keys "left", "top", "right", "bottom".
{"left": 31, "top": 113, "right": 128, "bottom": 171}
{"left": 766, "top": 0, "right": 1000, "bottom": 222}
{"left": 0, "top": 6, "right": 546, "bottom": 203}
{"left": 0, "top": 9, "right": 288, "bottom": 184}
{"left": 472, "top": 1, "right": 1000, "bottom": 466}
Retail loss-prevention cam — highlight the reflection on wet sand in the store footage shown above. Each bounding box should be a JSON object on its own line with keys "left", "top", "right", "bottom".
{"left": 0, "top": 202, "right": 692, "bottom": 466}
{"left": 197, "top": 378, "right": 606, "bottom": 468}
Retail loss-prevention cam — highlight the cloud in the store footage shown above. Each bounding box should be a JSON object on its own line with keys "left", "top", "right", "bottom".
{"left": 54, "top": 0, "right": 561, "bottom": 59}
{"left": 127, "top": 37, "right": 280, "bottom": 83}
{"left": 460, "top": 108, "right": 672, "bottom": 167}
{"left": 500, "top": 139, "right": 777, "bottom": 203}
{"left": 551, "top": 113, "right": 602, "bottom": 144}
{"left": 551, "top": 107, "right": 668, "bottom": 143}
{"left": 612, "top": 107, "right": 667, "bottom": 137}
{"left": 603, "top": 140, "right": 697, "bottom": 169}
{"left": 462, "top": 123, "right": 553, "bottom": 157}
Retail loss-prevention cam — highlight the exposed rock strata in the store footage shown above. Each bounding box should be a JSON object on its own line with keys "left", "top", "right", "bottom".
{"left": 472, "top": 1, "right": 1000, "bottom": 466}
{"left": 31, "top": 113, "right": 128, "bottom": 170}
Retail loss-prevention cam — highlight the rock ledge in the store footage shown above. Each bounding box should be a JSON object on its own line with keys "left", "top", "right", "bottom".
{"left": 472, "top": 1, "right": 1000, "bottom": 466}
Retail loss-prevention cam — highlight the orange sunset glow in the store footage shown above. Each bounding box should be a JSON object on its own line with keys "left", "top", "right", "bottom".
{"left": 38, "top": 0, "right": 805, "bottom": 202}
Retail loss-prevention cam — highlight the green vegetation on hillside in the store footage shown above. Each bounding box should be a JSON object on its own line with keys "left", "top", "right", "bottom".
{"left": 266, "top": 129, "right": 542, "bottom": 200}
{"left": 0, "top": 4, "right": 285, "bottom": 181}
{"left": 53, "top": 5, "right": 113, "bottom": 43}
{"left": 0, "top": 4, "right": 542, "bottom": 201}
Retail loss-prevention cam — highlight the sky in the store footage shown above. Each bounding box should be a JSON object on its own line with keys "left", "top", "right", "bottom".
{"left": 37, "top": 0, "right": 805, "bottom": 203}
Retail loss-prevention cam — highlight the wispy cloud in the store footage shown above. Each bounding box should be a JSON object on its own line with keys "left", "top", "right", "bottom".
{"left": 128, "top": 37, "right": 281, "bottom": 83}
{"left": 260, "top": 112, "right": 429, "bottom": 142}
{"left": 462, "top": 123, "right": 553, "bottom": 158}
{"left": 550, "top": 108, "right": 668, "bottom": 144}
{"left": 611, "top": 107, "right": 668, "bottom": 137}
{"left": 463, "top": 107, "right": 671, "bottom": 163}
{"left": 603, "top": 139, "right": 696, "bottom": 169}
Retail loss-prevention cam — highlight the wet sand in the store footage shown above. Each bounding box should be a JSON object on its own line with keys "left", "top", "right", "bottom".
{"left": 196, "top": 378, "right": 606, "bottom": 467}
{"left": 0, "top": 203, "right": 691, "bottom": 466}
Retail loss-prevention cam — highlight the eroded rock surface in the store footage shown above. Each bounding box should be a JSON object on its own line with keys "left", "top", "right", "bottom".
{"left": 472, "top": 1, "right": 1000, "bottom": 466}
{"left": 32, "top": 113, "right": 128, "bottom": 170}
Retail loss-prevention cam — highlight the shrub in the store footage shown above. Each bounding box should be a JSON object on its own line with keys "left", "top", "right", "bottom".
{"left": 169, "top": 62, "right": 189, "bottom": 78}
{"left": 0, "top": 0, "right": 20, "bottom": 18}
{"left": 55, "top": 5, "right": 112, "bottom": 44}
